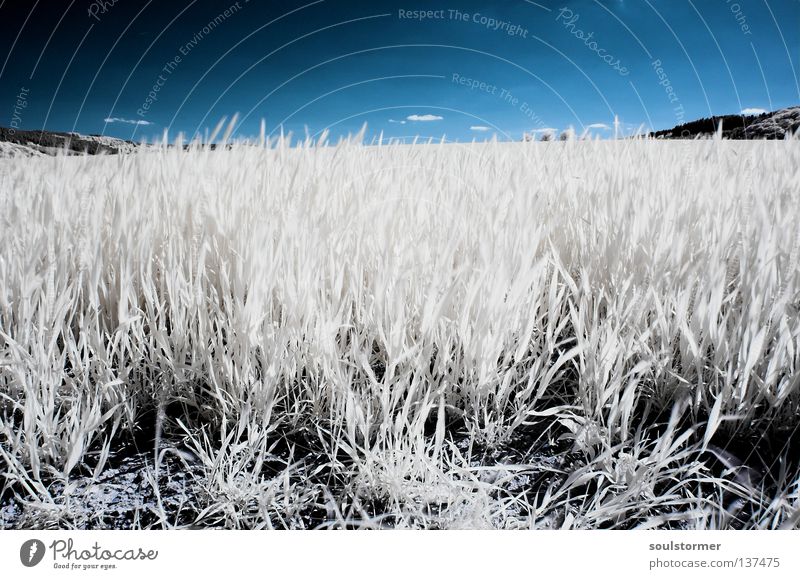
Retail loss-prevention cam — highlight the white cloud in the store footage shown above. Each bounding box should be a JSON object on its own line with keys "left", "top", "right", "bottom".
{"left": 741, "top": 107, "right": 768, "bottom": 116}
{"left": 470, "top": 125, "right": 490, "bottom": 131}
{"left": 406, "top": 114, "right": 443, "bottom": 122}
{"left": 531, "top": 127, "right": 558, "bottom": 133}
{"left": 587, "top": 123, "right": 610, "bottom": 130}
{"left": 105, "top": 117, "right": 152, "bottom": 126}
{"left": 388, "top": 119, "right": 407, "bottom": 124}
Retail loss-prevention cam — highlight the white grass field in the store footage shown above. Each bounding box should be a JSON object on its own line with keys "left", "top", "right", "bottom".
{"left": 1, "top": 135, "right": 799, "bottom": 529}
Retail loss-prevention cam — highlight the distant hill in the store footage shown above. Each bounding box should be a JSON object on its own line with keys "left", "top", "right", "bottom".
{"left": 0, "top": 127, "right": 140, "bottom": 157}
{"left": 0, "top": 127, "right": 248, "bottom": 158}
{"left": 650, "top": 107, "right": 800, "bottom": 140}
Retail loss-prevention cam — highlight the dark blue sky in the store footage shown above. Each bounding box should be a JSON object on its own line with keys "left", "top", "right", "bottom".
{"left": 1, "top": 0, "right": 798, "bottom": 142}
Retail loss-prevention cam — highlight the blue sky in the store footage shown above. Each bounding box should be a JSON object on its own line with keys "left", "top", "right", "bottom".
{"left": 1, "top": 0, "right": 799, "bottom": 142}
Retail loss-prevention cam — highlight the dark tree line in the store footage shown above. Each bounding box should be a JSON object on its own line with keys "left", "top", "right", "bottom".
{"left": 650, "top": 111, "right": 771, "bottom": 139}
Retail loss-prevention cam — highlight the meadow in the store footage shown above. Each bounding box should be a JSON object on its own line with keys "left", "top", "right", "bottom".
{"left": 1, "top": 133, "right": 798, "bottom": 529}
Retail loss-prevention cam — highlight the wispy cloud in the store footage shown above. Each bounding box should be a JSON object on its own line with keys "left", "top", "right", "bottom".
{"left": 741, "top": 107, "right": 768, "bottom": 115}
{"left": 406, "top": 114, "right": 443, "bottom": 122}
{"left": 104, "top": 117, "right": 152, "bottom": 126}
{"left": 388, "top": 119, "right": 407, "bottom": 124}
{"left": 531, "top": 127, "right": 558, "bottom": 133}
{"left": 470, "top": 125, "right": 490, "bottom": 131}
{"left": 587, "top": 123, "right": 610, "bottom": 130}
